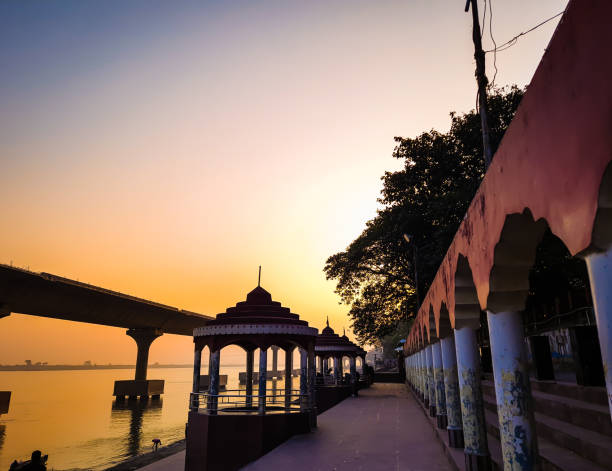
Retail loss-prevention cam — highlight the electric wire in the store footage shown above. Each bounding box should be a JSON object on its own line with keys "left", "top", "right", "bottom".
{"left": 484, "top": 10, "right": 565, "bottom": 54}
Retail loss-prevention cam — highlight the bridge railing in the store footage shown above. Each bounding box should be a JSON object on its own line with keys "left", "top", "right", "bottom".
{"left": 189, "top": 389, "right": 309, "bottom": 414}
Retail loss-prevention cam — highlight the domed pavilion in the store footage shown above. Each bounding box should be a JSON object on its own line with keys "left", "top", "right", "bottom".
{"left": 186, "top": 284, "right": 318, "bottom": 471}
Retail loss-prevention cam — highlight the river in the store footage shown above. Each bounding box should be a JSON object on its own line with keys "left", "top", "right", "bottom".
{"left": 0, "top": 366, "right": 250, "bottom": 470}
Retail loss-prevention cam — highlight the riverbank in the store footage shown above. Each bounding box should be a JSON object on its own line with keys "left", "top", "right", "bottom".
{"left": 104, "top": 440, "right": 185, "bottom": 471}
{"left": 0, "top": 364, "right": 191, "bottom": 372}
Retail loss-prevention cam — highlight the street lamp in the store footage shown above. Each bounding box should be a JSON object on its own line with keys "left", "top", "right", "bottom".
{"left": 403, "top": 234, "right": 420, "bottom": 307}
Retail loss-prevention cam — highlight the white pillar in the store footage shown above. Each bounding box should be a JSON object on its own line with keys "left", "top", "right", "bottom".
{"left": 455, "top": 327, "right": 490, "bottom": 466}
{"left": 488, "top": 310, "right": 538, "bottom": 470}
{"left": 586, "top": 249, "right": 612, "bottom": 420}
{"left": 419, "top": 349, "right": 427, "bottom": 402}
{"left": 425, "top": 345, "right": 435, "bottom": 416}
{"left": 432, "top": 341, "right": 447, "bottom": 429}
{"left": 441, "top": 335, "right": 463, "bottom": 448}
{"left": 258, "top": 348, "right": 267, "bottom": 414}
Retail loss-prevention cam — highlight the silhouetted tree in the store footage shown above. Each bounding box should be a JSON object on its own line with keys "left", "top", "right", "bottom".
{"left": 324, "top": 86, "right": 524, "bottom": 344}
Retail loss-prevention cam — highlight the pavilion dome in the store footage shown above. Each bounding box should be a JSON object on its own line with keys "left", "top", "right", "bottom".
{"left": 193, "top": 285, "right": 317, "bottom": 347}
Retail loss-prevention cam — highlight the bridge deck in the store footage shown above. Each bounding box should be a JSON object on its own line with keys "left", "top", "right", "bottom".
{"left": 0, "top": 264, "right": 212, "bottom": 335}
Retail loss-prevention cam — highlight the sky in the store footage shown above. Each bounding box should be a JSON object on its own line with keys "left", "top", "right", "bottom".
{"left": 0, "top": 0, "right": 568, "bottom": 366}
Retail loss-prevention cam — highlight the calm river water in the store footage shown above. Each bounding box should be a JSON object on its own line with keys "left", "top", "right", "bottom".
{"left": 0, "top": 366, "right": 249, "bottom": 470}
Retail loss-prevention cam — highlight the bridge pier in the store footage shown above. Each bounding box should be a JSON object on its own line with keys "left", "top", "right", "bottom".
{"left": 113, "top": 328, "right": 165, "bottom": 400}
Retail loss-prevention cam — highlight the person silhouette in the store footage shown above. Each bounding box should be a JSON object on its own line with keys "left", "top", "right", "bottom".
{"left": 22, "top": 450, "right": 47, "bottom": 471}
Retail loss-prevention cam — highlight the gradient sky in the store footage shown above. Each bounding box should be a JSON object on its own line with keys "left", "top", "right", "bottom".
{"left": 0, "top": 0, "right": 568, "bottom": 366}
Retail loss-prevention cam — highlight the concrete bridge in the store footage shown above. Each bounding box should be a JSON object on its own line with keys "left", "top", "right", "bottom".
{"left": 404, "top": 0, "right": 612, "bottom": 469}
{"left": 0, "top": 264, "right": 213, "bottom": 397}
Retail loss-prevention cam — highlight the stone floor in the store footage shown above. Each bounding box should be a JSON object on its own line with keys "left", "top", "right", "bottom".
{"left": 139, "top": 383, "right": 451, "bottom": 471}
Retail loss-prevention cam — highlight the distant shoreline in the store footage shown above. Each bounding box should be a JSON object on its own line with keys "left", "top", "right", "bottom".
{"left": 0, "top": 364, "right": 192, "bottom": 371}
{"left": 0, "top": 363, "right": 243, "bottom": 372}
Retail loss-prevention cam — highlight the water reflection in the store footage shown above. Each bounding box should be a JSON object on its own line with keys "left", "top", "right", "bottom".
{"left": 111, "top": 398, "right": 163, "bottom": 457}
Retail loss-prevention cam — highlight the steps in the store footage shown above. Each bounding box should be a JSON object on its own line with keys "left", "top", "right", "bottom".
{"left": 482, "top": 380, "right": 611, "bottom": 470}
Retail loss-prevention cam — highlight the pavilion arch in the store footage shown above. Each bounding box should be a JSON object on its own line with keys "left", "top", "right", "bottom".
{"left": 486, "top": 209, "right": 549, "bottom": 313}
{"left": 454, "top": 254, "right": 480, "bottom": 329}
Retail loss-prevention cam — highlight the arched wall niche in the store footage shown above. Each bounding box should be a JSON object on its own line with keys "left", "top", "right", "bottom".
{"left": 487, "top": 209, "right": 548, "bottom": 313}
{"left": 427, "top": 305, "right": 438, "bottom": 342}
{"left": 454, "top": 254, "right": 480, "bottom": 329}
{"left": 437, "top": 303, "right": 452, "bottom": 339}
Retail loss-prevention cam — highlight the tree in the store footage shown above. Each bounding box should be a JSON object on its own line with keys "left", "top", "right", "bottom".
{"left": 324, "top": 86, "right": 525, "bottom": 345}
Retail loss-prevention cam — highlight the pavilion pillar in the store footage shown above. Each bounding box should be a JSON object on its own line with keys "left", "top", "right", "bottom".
{"left": 271, "top": 345, "right": 280, "bottom": 379}
{"left": 258, "top": 348, "right": 267, "bottom": 415}
{"left": 586, "top": 249, "right": 612, "bottom": 420}
{"left": 487, "top": 310, "right": 538, "bottom": 470}
{"left": 190, "top": 345, "right": 203, "bottom": 411}
{"left": 425, "top": 345, "right": 436, "bottom": 417}
{"left": 441, "top": 335, "right": 464, "bottom": 448}
{"left": 455, "top": 326, "right": 490, "bottom": 470}
{"left": 208, "top": 349, "right": 220, "bottom": 414}
{"left": 349, "top": 356, "right": 357, "bottom": 396}
{"left": 285, "top": 348, "right": 293, "bottom": 410}
{"left": 307, "top": 343, "right": 317, "bottom": 427}
{"left": 299, "top": 348, "right": 308, "bottom": 410}
{"left": 245, "top": 349, "right": 254, "bottom": 408}
{"left": 432, "top": 341, "right": 447, "bottom": 429}
{"left": 126, "top": 328, "right": 162, "bottom": 381}
{"left": 333, "top": 356, "right": 341, "bottom": 384}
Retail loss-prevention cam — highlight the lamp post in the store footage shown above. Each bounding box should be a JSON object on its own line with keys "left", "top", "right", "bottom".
{"left": 403, "top": 234, "right": 420, "bottom": 307}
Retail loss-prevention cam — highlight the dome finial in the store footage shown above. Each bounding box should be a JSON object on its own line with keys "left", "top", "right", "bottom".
{"left": 326, "top": 316, "right": 329, "bottom": 328}
{"left": 343, "top": 327, "right": 346, "bottom": 336}
{"left": 258, "top": 266, "right": 261, "bottom": 287}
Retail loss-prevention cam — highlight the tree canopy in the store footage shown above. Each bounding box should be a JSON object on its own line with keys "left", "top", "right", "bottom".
{"left": 324, "top": 86, "right": 525, "bottom": 345}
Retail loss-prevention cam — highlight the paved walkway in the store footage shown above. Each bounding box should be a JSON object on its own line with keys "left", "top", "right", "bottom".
{"left": 139, "top": 383, "right": 451, "bottom": 471}
{"left": 245, "top": 383, "right": 451, "bottom": 471}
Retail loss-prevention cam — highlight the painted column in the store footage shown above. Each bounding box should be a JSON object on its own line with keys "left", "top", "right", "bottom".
{"left": 441, "top": 335, "right": 464, "bottom": 448}
{"left": 488, "top": 311, "right": 538, "bottom": 470}
{"left": 284, "top": 348, "right": 293, "bottom": 410}
{"left": 349, "top": 356, "right": 357, "bottom": 396}
{"left": 333, "top": 356, "right": 341, "bottom": 384}
{"left": 307, "top": 344, "right": 317, "bottom": 427}
{"left": 455, "top": 326, "right": 490, "bottom": 469}
{"left": 432, "top": 341, "right": 447, "bottom": 429}
{"left": 271, "top": 345, "right": 279, "bottom": 379}
{"left": 245, "top": 349, "right": 254, "bottom": 408}
{"left": 208, "top": 349, "right": 220, "bottom": 414}
{"left": 299, "top": 348, "right": 308, "bottom": 410}
{"left": 419, "top": 349, "right": 429, "bottom": 402}
{"left": 586, "top": 249, "right": 612, "bottom": 419}
{"left": 191, "top": 345, "right": 202, "bottom": 411}
{"left": 258, "top": 348, "right": 267, "bottom": 414}
{"left": 426, "top": 345, "right": 436, "bottom": 417}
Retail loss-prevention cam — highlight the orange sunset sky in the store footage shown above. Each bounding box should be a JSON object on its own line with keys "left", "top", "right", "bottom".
{"left": 0, "top": 0, "right": 567, "bottom": 366}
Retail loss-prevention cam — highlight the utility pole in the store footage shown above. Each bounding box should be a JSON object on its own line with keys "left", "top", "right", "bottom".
{"left": 465, "top": 0, "right": 493, "bottom": 168}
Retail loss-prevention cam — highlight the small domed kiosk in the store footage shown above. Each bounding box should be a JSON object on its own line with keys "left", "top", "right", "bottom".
{"left": 314, "top": 319, "right": 362, "bottom": 412}
{"left": 186, "top": 285, "right": 318, "bottom": 471}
